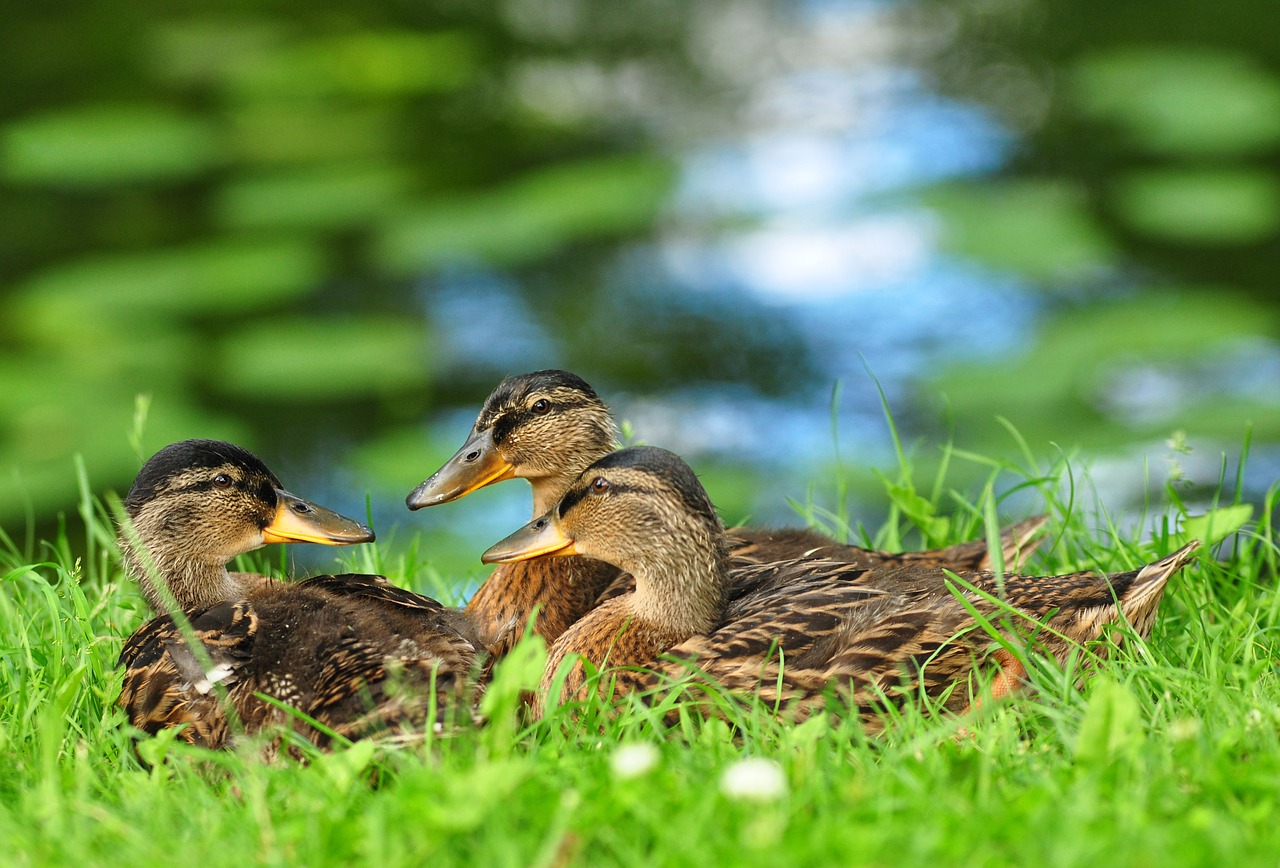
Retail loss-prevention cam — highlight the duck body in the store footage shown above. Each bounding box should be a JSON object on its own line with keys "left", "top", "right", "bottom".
{"left": 116, "top": 439, "right": 481, "bottom": 752}
{"left": 465, "top": 555, "right": 620, "bottom": 659}
{"left": 657, "top": 549, "right": 1193, "bottom": 727}
{"left": 408, "top": 370, "right": 1047, "bottom": 657}
{"left": 119, "top": 574, "right": 481, "bottom": 750}
{"left": 483, "top": 446, "right": 1201, "bottom": 726}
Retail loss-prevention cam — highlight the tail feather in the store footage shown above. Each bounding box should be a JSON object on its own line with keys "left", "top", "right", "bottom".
{"left": 990, "top": 514, "right": 1051, "bottom": 571}
{"left": 1121, "top": 539, "right": 1202, "bottom": 621}
{"left": 938, "top": 514, "right": 1051, "bottom": 572}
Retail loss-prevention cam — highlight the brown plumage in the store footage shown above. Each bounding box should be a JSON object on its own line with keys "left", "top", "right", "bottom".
{"left": 483, "top": 446, "right": 1201, "bottom": 727}
{"left": 116, "top": 439, "right": 481, "bottom": 753}
{"left": 407, "top": 369, "right": 1048, "bottom": 657}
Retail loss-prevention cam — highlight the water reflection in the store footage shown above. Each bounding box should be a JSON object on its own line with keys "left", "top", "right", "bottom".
{"left": 1, "top": 0, "right": 1276, "bottom": 556}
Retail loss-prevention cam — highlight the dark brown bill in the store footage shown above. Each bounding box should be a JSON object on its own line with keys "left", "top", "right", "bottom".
{"left": 406, "top": 428, "right": 516, "bottom": 510}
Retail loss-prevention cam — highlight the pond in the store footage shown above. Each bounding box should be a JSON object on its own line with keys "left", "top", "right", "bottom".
{"left": 2, "top": 0, "right": 1277, "bottom": 583}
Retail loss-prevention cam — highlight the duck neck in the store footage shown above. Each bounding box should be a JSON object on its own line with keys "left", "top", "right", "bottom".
{"left": 120, "top": 537, "right": 243, "bottom": 613}
{"left": 467, "top": 554, "right": 621, "bottom": 658}
{"left": 471, "top": 461, "right": 621, "bottom": 657}
{"left": 627, "top": 539, "right": 728, "bottom": 638}
{"left": 529, "top": 472, "right": 580, "bottom": 517}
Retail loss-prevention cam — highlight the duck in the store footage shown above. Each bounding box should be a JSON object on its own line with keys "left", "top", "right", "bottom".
{"left": 116, "top": 439, "right": 482, "bottom": 754}
{"left": 482, "top": 446, "right": 1201, "bottom": 726}
{"left": 405, "top": 369, "right": 1048, "bottom": 658}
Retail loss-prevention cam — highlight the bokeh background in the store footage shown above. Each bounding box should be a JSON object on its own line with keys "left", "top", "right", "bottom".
{"left": 3, "top": 0, "right": 1278, "bottom": 586}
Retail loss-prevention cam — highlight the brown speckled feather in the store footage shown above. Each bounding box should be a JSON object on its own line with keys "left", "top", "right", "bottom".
{"left": 118, "top": 573, "right": 482, "bottom": 753}
{"left": 504, "top": 447, "right": 1199, "bottom": 729}
{"left": 467, "top": 556, "right": 620, "bottom": 658}
{"left": 722, "top": 516, "right": 1048, "bottom": 572}
{"left": 483, "top": 518, "right": 1048, "bottom": 658}
{"left": 643, "top": 543, "right": 1201, "bottom": 729}
{"left": 410, "top": 371, "right": 1048, "bottom": 663}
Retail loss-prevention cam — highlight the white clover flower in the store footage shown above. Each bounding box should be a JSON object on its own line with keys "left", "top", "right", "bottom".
{"left": 610, "top": 742, "right": 660, "bottom": 780}
{"left": 719, "top": 757, "right": 788, "bottom": 802}
{"left": 1169, "top": 717, "right": 1201, "bottom": 742}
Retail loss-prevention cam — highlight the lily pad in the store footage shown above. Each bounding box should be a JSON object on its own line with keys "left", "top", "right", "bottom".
{"left": 214, "top": 316, "right": 432, "bottom": 400}
{"left": 1112, "top": 169, "right": 1280, "bottom": 245}
{"left": 1072, "top": 47, "right": 1280, "bottom": 157}
{"left": 226, "top": 106, "right": 397, "bottom": 166}
{"left": 930, "top": 291, "right": 1280, "bottom": 449}
{"left": 0, "top": 388, "right": 249, "bottom": 526}
{"left": 225, "top": 30, "right": 479, "bottom": 100}
{"left": 3, "top": 104, "right": 218, "bottom": 186}
{"left": 924, "top": 181, "right": 1115, "bottom": 281}
{"left": 376, "top": 154, "right": 674, "bottom": 274}
{"left": 13, "top": 239, "right": 325, "bottom": 343}
{"left": 214, "top": 162, "right": 412, "bottom": 231}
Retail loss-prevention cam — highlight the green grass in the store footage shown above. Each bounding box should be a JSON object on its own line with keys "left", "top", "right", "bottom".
{"left": 1, "top": 440, "right": 1278, "bottom": 867}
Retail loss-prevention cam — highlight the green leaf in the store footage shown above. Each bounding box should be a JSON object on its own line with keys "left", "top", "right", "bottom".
{"left": 481, "top": 633, "right": 548, "bottom": 740}
{"left": 1074, "top": 676, "right": 1145, "bottom": 766}
{"left": 314, "top": 740, "right": 377, "bottom": 792}
{"left": 881, "top": 478, "right": 949, "bottom": 541}
{"left": 1176, "top": 504, "right": 1254, "bottom": 548}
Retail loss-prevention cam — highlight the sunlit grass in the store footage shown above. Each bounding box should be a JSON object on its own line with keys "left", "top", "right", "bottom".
{"left": 1, "top": 440, "right": 1277, "bottom": 866}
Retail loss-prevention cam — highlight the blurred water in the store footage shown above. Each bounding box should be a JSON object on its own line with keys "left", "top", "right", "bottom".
{"left": 395, "top": 0, "right": 1042, "bottom": 539}
{"left": 2, "top": 0, "right": 1276, "bottom": 556}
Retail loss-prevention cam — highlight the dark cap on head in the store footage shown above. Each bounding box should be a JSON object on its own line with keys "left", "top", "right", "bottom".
{"left": 125, "top": 439, "right": 282, "bottom": 516}
{"left": 576, "top": 446, "right": 718, "bottom": 526}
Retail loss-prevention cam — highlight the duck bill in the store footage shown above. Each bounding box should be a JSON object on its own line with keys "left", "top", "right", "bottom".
{"left": 481, "top": 515, "right": 579, "bottom": 564}
{"left": 262, "top": 489, "right": 376, "bottom": 545}
{"left": 406, "top": 428, "right": 515, "bottom": 510}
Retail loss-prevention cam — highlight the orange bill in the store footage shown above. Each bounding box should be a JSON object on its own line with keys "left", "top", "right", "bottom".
{"left": 481, "top": 514, "right": 578, "bottom": 564}
{"left": 406, "top": 428, "right": 515, "bottom": 510}
{"left": 262, "top": 489, "right": 375, "bottom": 545}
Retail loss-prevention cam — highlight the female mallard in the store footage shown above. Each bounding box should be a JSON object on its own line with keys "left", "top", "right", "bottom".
{"left": 117, "top": 439, "right": 481, "bottom": 753}
{"left": 483, "top": 446, "right": 1200, "bottom": 726}
{"left": 406, "top": 370, "right": 1047, "bottom": 658}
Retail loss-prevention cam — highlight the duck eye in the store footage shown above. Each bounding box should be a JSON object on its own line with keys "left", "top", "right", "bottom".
{"left": 213, "top": 473, "right": 233, "bottom": 489}
{"left": 531, "top": 398, "right": 550, "bottom": 415}
{"left": 591, "top": 476, "right": 609, "bottom": 493}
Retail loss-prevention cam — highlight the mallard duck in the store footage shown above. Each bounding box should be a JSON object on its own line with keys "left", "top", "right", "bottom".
{"left": 116, "top": 439, "right": 481, "bottom": 753}
{"left": 482, "top": 446, "right": 1201, "bottom": 726}
{"left": 406, "top": 369, "right": 1047, "bottom": 658}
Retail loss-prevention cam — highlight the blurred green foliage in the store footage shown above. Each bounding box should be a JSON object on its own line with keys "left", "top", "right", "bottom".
{"left": 0, "top": 3, "right": 705, "bottom": 528}
{"left": 1113, "top": 169, "right": 1280, "bottom": 244}
{"left": 924, "top": 181, "right": 1115, "bottom": 279}
{"left": 1070, "top": 47, "right": 1280, "bottom": 158}
{"left": 3, "top": 105, "right": 219, "bottom": 185}
{"left": 916, "top": 0, "right": 1280, "bottom": 457}
{"left": 930, "top": 292, "right": 1280, "bottom": 449}
{"left": 2, "top": 0, "right": 1278, "bottom": 536}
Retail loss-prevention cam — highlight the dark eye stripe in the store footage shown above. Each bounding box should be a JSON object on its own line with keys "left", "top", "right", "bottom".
{"left": 558, "top": 480, "right": 649, "bottom": 517}
{"left": 557, "top": 484, "right": 589, "bottom": 517}
{"left": 178, "top": 480, "right": 234, "bottom": 495}
{"left": 492, "top": 393, "right": 597, "bottom": 445}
